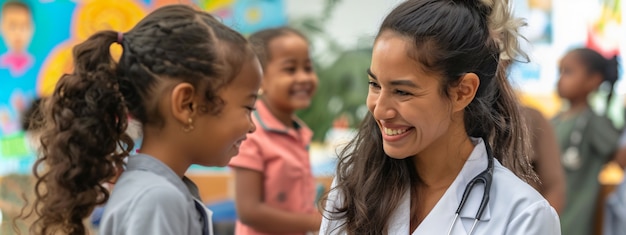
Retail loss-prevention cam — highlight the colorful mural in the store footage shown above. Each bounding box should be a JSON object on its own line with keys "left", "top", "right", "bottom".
{"left": 0, "top": 0, "right": 287, "bottom": 175}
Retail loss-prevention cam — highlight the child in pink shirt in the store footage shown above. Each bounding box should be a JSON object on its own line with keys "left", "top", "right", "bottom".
{"left": 229, "top": 27, "right": 321, "bottom": 235}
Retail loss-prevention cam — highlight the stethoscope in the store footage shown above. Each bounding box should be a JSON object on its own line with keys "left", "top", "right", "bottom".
{"left": 446, "top": 141, "right": 495, "bottom": 235}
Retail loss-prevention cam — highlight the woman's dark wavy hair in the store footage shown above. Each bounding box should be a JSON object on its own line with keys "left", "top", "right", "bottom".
{"left": 566, "top": 48, "right": 619, "bottom": 116}
{"left": 321, "top": 0, "right": 535, "bottom": 233}
{"left": 17, "top": 5, "right": 252, "bottom": 234}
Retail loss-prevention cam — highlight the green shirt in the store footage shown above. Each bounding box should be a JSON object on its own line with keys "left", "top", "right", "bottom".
{"left": 552, "top": 109, "right": 619, "bottom": 235}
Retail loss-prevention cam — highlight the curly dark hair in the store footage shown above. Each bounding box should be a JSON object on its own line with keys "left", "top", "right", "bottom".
{"left": 17, "top": 5, "right": 252, "bottom": 234}
{"left": 20, "top": 98, "right": 43, "bottom": 132}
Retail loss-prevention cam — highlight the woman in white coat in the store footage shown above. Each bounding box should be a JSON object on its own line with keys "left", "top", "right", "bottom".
{"left": 319, "top": 0, "right": 561, "bottom": 234}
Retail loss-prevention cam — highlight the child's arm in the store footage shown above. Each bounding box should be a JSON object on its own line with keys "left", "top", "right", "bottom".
{"left": 233, "top": 167, "right": 322, "bottom": 233}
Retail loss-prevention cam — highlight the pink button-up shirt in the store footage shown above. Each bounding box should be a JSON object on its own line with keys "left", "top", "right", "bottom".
{"left": 229, "top": 100, "right": 316, "bottom": 235}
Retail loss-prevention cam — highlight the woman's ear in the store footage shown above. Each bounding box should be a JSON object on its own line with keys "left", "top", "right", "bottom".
{"left": 170, "top": 82, "right": 197, "bottom": 125}
{"left": 448, "top": 73, "right": 480, "bottom": 112}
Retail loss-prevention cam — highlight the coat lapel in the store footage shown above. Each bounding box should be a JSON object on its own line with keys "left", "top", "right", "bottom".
{"left": 408, "top": 139, "right": 490, "bottom": 235}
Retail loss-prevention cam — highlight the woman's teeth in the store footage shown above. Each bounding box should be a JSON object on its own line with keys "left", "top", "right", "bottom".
{"left": 384, "top": 127, "right": 409, "bottom": 136}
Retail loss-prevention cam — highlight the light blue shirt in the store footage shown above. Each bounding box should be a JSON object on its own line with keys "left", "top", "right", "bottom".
{"left": 100, "top": 154, "right": 213, "bottom": 235}
{"left": 320, "top": 139, "right": 561, "bottom": 234}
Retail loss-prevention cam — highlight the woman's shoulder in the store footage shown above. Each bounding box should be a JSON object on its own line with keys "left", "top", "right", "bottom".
{"left": 490, "top": 162, "right": 560, "bottom": 233}
{"left": 492, "top": 161, "right": 555, "bottom": 214}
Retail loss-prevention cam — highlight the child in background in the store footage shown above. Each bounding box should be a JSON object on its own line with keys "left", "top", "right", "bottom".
{"left": 553, "top": 48, "right": 620, "bottom": 235}
{"left": 229, "top": 27, "right": 321, "bottom": 235}
{"left": 18, "top": 5, "right": 261, "bottom": 235}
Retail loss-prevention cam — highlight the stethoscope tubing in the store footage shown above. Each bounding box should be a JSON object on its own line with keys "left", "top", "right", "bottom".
{"left": 446, "top": 141, "right": 495, "bottom": 235}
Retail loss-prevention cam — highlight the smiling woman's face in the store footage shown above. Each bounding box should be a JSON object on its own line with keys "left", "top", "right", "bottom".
{"left": 367, "top": 31, "right": 452, "bottom": 159}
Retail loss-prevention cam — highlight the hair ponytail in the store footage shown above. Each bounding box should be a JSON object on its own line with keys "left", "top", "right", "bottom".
{"left": 490, "top": 63, "right": 536, "bottom": 182}
{"left": 480, "top": 0, "right": 528, "bottom": 62}
{"left": 604, "top": 55, "right": 619, "bottom": 116}
{"left": 478, "top": 0, "right": 536, "bottom": 182}
{"left": 19, "top": 30, "right": 134, "bottom": 235}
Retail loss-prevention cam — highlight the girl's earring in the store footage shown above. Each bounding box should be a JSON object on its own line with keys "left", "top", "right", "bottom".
{"left": 182, "top": 117, "right": 194, "bottom": 133}
{"left": 258, "top": 88, "right": 264, "bottom": 96}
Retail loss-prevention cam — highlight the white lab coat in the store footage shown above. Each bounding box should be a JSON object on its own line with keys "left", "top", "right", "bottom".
{"left": 320, "top": 139, "right": 561, "bottom": 234}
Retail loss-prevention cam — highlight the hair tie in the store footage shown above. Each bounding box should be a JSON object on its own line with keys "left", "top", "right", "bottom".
{"left": 117, "top": 32, "right": 124, "bottom": 44}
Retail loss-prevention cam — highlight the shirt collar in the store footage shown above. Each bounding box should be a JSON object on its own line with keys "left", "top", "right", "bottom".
{"left": 391, "top": 138, "right": 493, "bottom": 234}
{"left": 126, "top": 154, "right": 201, "bottom": 201}
{"left": 254, "top": 99, "right": 313, "bottom": 143}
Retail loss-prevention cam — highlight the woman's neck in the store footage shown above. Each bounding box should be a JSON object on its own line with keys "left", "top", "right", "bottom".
{"left": 412, "top": 123, "right": 475, "bottom": 189}
{"left": 261, "top": 98, "right": 295, "bottom": 128}
{"left": 409, "top": 123, "right": 475, "bottom": 232}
